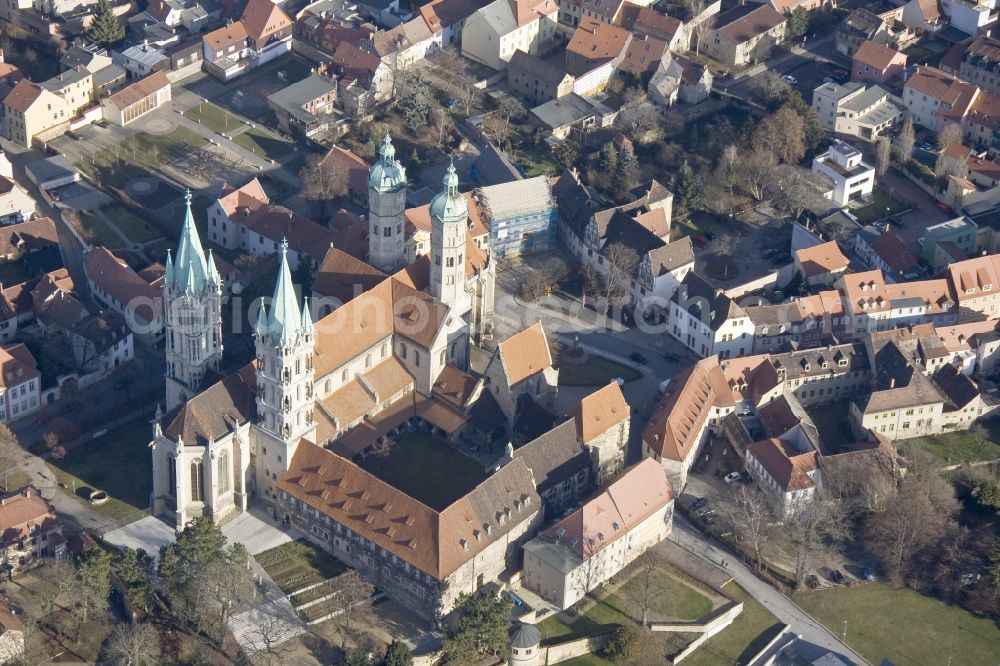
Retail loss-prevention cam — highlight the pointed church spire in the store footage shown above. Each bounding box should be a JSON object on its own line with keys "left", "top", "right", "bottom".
{"left": 172, "top": 189, "right": 211, "bottom": 293}
{"left": 255, "top": 301, "right": 269, "bottom": 336}
{"left": 267, "top": 239, "right": 303, "bottom": 346}
{"left": 164, "top": 249, "right": 174, "bottom": 285}
{"left": 444, "top": 158, "right": 458, "bottom": 197}
{"left": 300, "top": 297, "right": 313, "bottom": 336}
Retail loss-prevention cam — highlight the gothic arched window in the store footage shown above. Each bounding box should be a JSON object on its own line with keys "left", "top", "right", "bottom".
{"left": 218, "top": 451, "right": 230, "bottom": 495}
{"left": 191, "top": 459, "right": 204, "bottom": 503}
{"left": 167, "top": 456, "right": 176, "bottom": 496}
{"left": 365, "top": 354, "right": 372, "bottom": 369}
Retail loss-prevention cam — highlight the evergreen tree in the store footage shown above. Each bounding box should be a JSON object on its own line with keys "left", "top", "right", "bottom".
{"left": 383, "top": 640, "right": 413, "bottom": 666}
{"left": 788, "top": 7, "right": 808, "bottom": 40}
{"left": 113, "top": 548, "right": 154, "bottom": 612}
{"left": 672, "top": 160, "right": 704, "bottom": 215}
{"left": 87, "top": 0, "right": 125, "bottom": 47}
{"left": 75, "top": 548, "right": 112, "bottom": 622}
{"left": 442, "top": 591, "right": 513, "bottom": 662}
{"left": 616, "top": 143, "right": 639, "bottom": 194}
{"left": 600, "top": 142, "right": 618, "bottom": 172}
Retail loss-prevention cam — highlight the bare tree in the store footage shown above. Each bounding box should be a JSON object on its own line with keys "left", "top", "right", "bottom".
{"left": 737, "top": 149, "right": 777, "bottom": 201}
{"left": 776, "top": 168, "right": 821, "bottom": 221}
{"left": 752, "top": 107, "right": 806, "bottom": 165}
{"left": 707, "top": 235, "right": 738, "bottom": 279}
{"left": 330, "top": 571, "right": 374, "bottom": 649}
{"left": 898, "top": 116, "right": 915, "bottom": 163}
{"left": 615, "top": 104, "right": 663, "bottom": 145}
{"left": 875, "top": 137, "right": 892, "bottom": 177}
{"left": 433, "top": 107, "right": 453, "bottom": 149}
{"left": 728, "top": 485, "right": 778, "bottom": 571}
{"left": 0, "top": 423, "right": 22, "bottom": 492}
{"left": 785, "top": 493, "right": 847, "bottom": 587}
{"left": 483, "top": 114, "right": 514, "bottom": 147}
{"left": 601, "top": 243, "right": 640, "bottom": 312}
{"left": 688, "top": 0, "right": 711, "bottom": 56}
{"left": 38, "top": 558, "right": 75, "bottom": 619}
{"left": 720, "top": 144, "right": 739, "bottom": 193}
{"left": 106, "top": 622, "right": 161, "bottom": 666}
{"left": 630, "top": 550, "right": 662, "bottom": 627}
{"left": 248, "top": 613, "right": 295, "bottom": 666}
{"left": 300, "top": 154, "right": 348, "bottom": 216}
{"left": 937, "top": 122, "right": 963, "bottom": 150}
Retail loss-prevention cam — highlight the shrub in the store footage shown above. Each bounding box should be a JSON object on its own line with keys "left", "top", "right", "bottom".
{"left": 603, "top": 625, "right": 637, "bottom": 662}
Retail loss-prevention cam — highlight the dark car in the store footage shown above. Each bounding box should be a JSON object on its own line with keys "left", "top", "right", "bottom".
{"left": 663, "top": 351, "right": 682, "bottom": 362}
{"left": 830, "top": 569, "right": 846, "bottom": 584}
{"left": 887, "top": 216, "right": 903, "bottom": 227}
{"left": 691, "top": 496, "right": 708, "bottom": 510}
{"left": 630, "top": 352, "right": 648, "bottom": 365}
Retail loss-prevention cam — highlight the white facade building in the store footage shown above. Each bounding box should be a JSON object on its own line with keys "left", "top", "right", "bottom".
{"left": 812, "top": 140, "right": 876, "bottom": 206}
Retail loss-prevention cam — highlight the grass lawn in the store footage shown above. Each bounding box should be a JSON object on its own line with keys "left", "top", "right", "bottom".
{"left": 255, "top": 539, "right": 348, "bottom": 594}
{"left": 184, "top": 101, "right": 246, "bottom": 135}
{"left": 681, "top": 583, "right": 782, "bottom": 666}
{"left": 103, "top": 205, "right": 162, "bottom": 244}
{"left": 233, "top": 126, "right": 295, "bottom": 162}
{"left": 361, "top": 432, "right": 485, "bottom": 510}
{"left": 905, "top": 418, "right": 1000, "bottom": 464}
{"left": 45, "top": 416, "right": 153, "bottom": 522}
{"left": 78, "top": 212, "right": 125, "bottom": 248}
{"left": 557, "top": 353, "right": 642, "bottom": 387}
{"left": 853, "top": 188, "right": 905, "bottom": 223}
{"left": 795, "top": 583, "right": 1000, "bottom": 665}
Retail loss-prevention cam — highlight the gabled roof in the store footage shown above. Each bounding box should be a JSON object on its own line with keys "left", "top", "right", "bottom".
{"left": 0, "top": 486, "right": 59, "bottom": 548}
{"left": 241, "top": 0, "right": 292, "bottom": 42}
{"left": 616, "top": 3, "right": 682, "bottom": 41}
{"left": 508, "top": 49, "right": 570, "bottom": 86}
{"left": 853, "top": 40, "right": 904, "bottom": 72}
{"left": 513, "top": 418, "right": 589, "bottom": 491}
{"left": 203, "top": 21, "right": 249, "bottom": 50}
{"left": 420, "top": 0, "right": 481, "bottom": 31}
{"left": 313, "top": 246, "right": 386, "bottom": 305}
{"left": 566, "top": 19, "right": 631, "bottom": 71}
{"left": 746, "top": 438, "right": 818, "bottom": 492}
{"left": 794, "top": 240, "right": 849, "bottom": 278}
{"left": 162, "top": 363, "right": 257, "bottom": 444}
{"left": 567, "top": 381, "right": 629, "bottom": 443}
{"left": 0, "top": 217, "right": 57, "bottom": 257}
{"left": 2, "top": 79, "right": 44, "bottom": 114}
{"left": 0, "top": 343, "right": 38, "bottom": 389}
{"left": 715, "top": 4, "right": 785, "bottom": 45}
{"left": 278, "top": 439, "right": 540, "bottom": 579}
{"left": 83, "top": 247, "right": 162, "bottom": 320}
{"left": 496, "top": 321, "right": 553, "bottom": 387}
{"left": 218, "top": 177, "right": 269, "bottom": 216}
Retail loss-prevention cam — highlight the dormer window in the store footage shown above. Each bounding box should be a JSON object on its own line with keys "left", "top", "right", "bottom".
{"left": 985, "top": 284, "right": 993, "bottom": 292}
{"left": 838, "top": 359, "right": 848, "bottom": 367}
{"left": 966, "top": 288, "right": 976, "bottom": 295}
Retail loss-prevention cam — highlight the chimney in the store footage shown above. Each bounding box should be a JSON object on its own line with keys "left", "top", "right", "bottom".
{"left": 889, "top": 377, "right": 896, "bottom": 389}
{"left": 0, "top": 49, "right": 5, "bottom": 64}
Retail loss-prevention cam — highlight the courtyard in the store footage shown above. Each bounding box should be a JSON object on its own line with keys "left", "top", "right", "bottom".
{"left": 256, "top": 539, "right": 348, "bottom": 595}
{"left": 557, "top": 348, "right": 641, "bottom": 387}
{"left": 359, "top": 432, "right": 486, "bottom": 511}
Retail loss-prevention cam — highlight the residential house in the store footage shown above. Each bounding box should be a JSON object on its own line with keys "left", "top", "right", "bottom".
{"left": 508, "top": 50, "right": 574, "bottom": 105}
{"left": 945, "top": 253, "right": 1000, "bottom": 321}
{"left": 853, "top": 227, "right": 921, "bottom": 281}
{"left": 0, "top": 177, "right": 35, "bottom": 225}
{"left": 462, "top": 0, "right": 560, "bottom": 71}
{"left": 521, "top": 458, "right": 673, "bottom": 610}
{"left": 615, "top": 3, "right": 687, "bottom": 53}
{"left": 277, "top": 440, "right": 542, "bottom": 620}
{"left": 835, "top": 8, "right": 913, "bottom": 58}
{"left": 419, "top": 0, "right": 480, "bottom": 47}
{"left": 0, "top": 597, "right": 23, "bottom": 664}
{"left": 530, "top": 92, "right": 607, "bottom": 139}
{"left": 201, "top": 21, "right": 251, "bottom": 81}
{"left": 82, "top": 247, "right": 164, "bottom": 345}
{"left": 852, "top": 40, "right": 906, "bottom": 84}
{"left": 920, "top": 216, "right": 979, "bottom": 269}
{"left": 900, "top": 0, "right": 945, "bottom": 32}
{"left": 744, "top": 438, "right": 819, "bottom": 515}
{"left": 565, "top": 19, "right": 631, "bottom": 78}
{"left": 329, "top": 41, "right": 392, "bottom": 113}
{"left": 960, "top": 36, "right": 1000, "bottom": 96}
{"left": 266, "top": 73, "right": 339, "bottom": 135}
{"left": 811, "top": 81, "right": 904, "bottom": 141}
{"left": 483, "top": 322, "right": 559, "bottom": 426}
{"left": 372, "top": 18, "right": 437, "bottom": 72}
{"left": 745, "top": 290, "right": 851, "bottom": 353}
{"left": 902, "top": 66, "right": 978, "bottom": 132}
{"left": 811, "top": 140, "right": 876, "bottom": 206}
{"left": 0, "top": 344, "right": 39, "bottom": 424}
{"left": 0, "top": 487, "right": 63, "bottom": 573}
{"left": 794, "top": 240, "right": 850, "bottom": 287}
{"left": 704, "top": 4, "right": 786, "bottom": 68}
{"left": 295, "top": 10, "right": 374, "bottom": 57}
{"left": 1, "top": 79, "right": 71, "bottom": 147}
{"left": 617, "top": 33, "right": 669, "bottom": 78}
{"left": 647, "top": 52, "right": 712, "bottom": 107}
{"left": 119, "top": 42, "right": 169, "bottom": 80}
{"left": 165, "top": 39, "right": 205, "bottom": 82}
{"left": 839, "top": 269, "right": 957, "bottom": 335}
{"left": 40, "top": 67, "right": 93, "bottom": 117}
{"left": 668, "top": 272, "right": 755, "bottom": 359}
{"left": 241, "top": 0, "right": 293, "bottom": 66}
{"left": 101, "top": 71, "right": 172, "bottom": 127}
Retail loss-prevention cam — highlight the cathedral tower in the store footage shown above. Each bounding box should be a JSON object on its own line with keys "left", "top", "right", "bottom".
{"left": 164, "top": 190, "right": 223, "bottom": 411}
{"left": 430, "top": 160, "right": 470, "bottom": 316}
{"left": 368, "top": 133, "right": 407, "bottom": 273}
{"left": 254, "top": 240, "right": 315, "bottom": 494}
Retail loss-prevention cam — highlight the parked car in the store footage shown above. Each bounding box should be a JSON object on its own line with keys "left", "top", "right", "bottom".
{"left": 862, "top": 568, "right": 877, "bottom": 582}
{"left": 937, "top": 202, "right": 953, "bottom": 214}
{"left": 691, "top": 496, "right": 709, "bottom": 511}
{"left": 762, "top": 248, "right": 780, "bottom": 258}
{"left": 695, "top": 505, "right": 715, "bottom": 518}
{"left": 663, "top": 351, "right": 682, "bottom": 362}
{"left": 873, "top": 221, "right": 887, "bottom": 232}
{"left": 724, "top": 472, "right": 742, "bottom": 484}
{"left": 832, "top": 68, "right": 849, "bottom": 82}
{"left": 887, "top": 216, "right": 903, "bottom": 227}
{"left": 823, "top": 76, "right": 836, "bottom": 84}
{"left": 783, "top": 74, "right": 798, "bottom": 84}
{"left": 694, "top": 234, "right": 709, "bottom": 247}
{"left": 630, "top": 352, "right": 648, "bottom": 365}
{"left": 830, "top": 569, "right": 846, "bottom": 584}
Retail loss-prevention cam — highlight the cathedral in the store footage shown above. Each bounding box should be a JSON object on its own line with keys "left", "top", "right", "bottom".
{"left": 150, "top": 138, "right": 498, "bottom": 529}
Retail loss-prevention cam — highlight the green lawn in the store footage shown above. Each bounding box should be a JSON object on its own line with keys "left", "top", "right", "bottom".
{"left": 45, "top": 416, "right": 153, "bottom": 521}
{"left": 795, "top": 583, "right": 1000, "bottom": 665}
{"left": 233, "top": 126, "right": 295, "bottom": 162}
{"left": 905, "top": 418, "right": 1000, "bottom": 464}
{"left": 558, "top": 353, "right": 642, "bottom": 387}
{"left": 853, "top": 188, "right": 905, "bottom": 223}
{"left": 681, "top": 584, "right": 782, "bottom": 666}
{"left": 103, "top": 205, "right": 162, "bottom": 244}
{"left": 255, "top": 539, "right": 348, "bottom": 594}
{"left": 184, "top": 101, "right": 246, "bottom": 134}
{"left": 541, "top": 568, "right": 715, "bottom": 643}
{"left": 78, "top": 212, "right": 125, "bottom": 249}
{"left": 360, "top": 433, "right": 485, "bottom": 510}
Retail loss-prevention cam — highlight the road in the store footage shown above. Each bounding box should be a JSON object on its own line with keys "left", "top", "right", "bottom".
{"left": 718, "top": 34, "right": 840, "bottom": 99}
{"left": 668, "top": 517, "right": 870, "bottom": 665}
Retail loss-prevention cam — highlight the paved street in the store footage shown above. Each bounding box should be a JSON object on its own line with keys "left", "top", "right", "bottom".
{"left": 668, "top": 518, "right": 869, "bottom": 665}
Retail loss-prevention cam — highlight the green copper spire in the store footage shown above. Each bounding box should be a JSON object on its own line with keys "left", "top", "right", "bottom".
{"left": 300, "top": 297, "right": 313, "bottom": 336}
{"left": 266, "top": 239, "right": 303, "bottom": 346}
{"left": 368, "top": 132, "right": 407, "bottom": 192}
{"left": 171, "top": 189, "right": 215, "bottom": 294}
{"left": 430, "top": 158, "right": 467, "bottom": 222}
